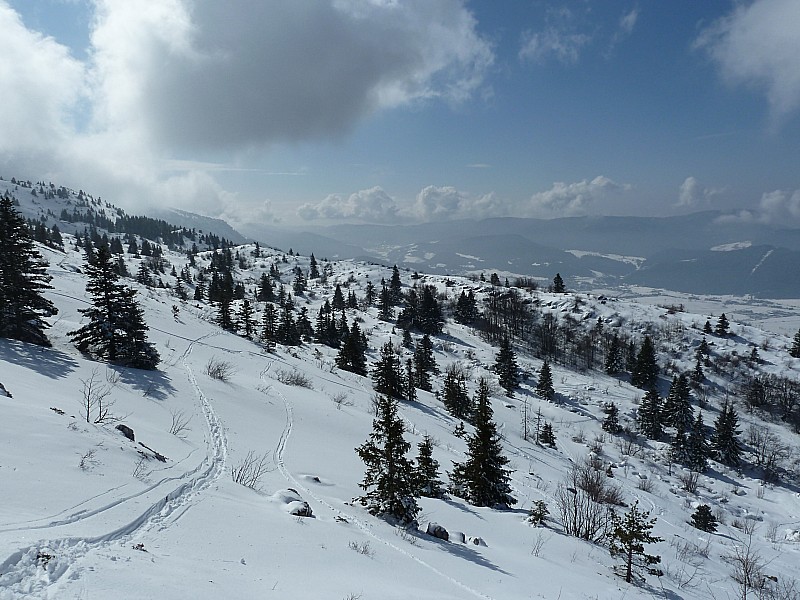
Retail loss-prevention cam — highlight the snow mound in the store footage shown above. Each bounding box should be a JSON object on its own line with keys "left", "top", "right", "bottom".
{"left": 270, "top": 488, "right": 313, "bottom": 517}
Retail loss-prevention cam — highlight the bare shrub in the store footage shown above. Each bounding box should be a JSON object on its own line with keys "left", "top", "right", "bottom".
{"left": 571, "top": 460, "right": 625, "bottom": 506}
{"left": 616, "top": 432, "right": 644, "bottom": 458}
{"left": 231, "top": 450, "right": 273, "bottom": 490}
{"left": 555, "top": 482, "right": 610, "bottom": 543}
{"left": 348, "top": 540, "right": 374, "bottom": 557}
{"left": 78, "top": 449, "right": 97, "bottom": 470}
{"left": 168, "top": 408, "right": 191, "bottom": 438}
{"left": 133, "top": 456, "right": 151, "bottom": 481}
{"left": 331, "top": 391, "right": 353, "bottom": 410}
{"left": 275, "top": 368, "right": 313, "bottom": 389}
{"left": 637, "top": 477, "right": 656, "bottom": 494}
{"left": 206, "top": 357, "right": 236, "bottom": 381}
{"left": 79, "top": 368, "right": 117, "bottom": 424}
{"left": 748, "top": 425, "right": 791, "bottom": 482}
{"left": 678, "top": 470, "right": 699, "bottom": 494}
{"left": 723, "top": 532, "right": 767, "bottom": 600}
{"left": 531, "top": 529, "right": 553, "bottom": 557}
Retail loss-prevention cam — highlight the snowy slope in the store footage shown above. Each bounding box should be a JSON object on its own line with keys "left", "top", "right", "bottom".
{"left": 2, "top": 190, "right": 800, "bottom": 599}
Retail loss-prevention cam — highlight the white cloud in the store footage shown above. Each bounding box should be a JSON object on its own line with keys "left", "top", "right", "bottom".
{"left": 0, "top": 3, "right": 85, "bottom": 158}
{"left": 619, "top": 8, "right": 639, "bottom": 35}
{"left": 677, "top": 176, "right": 723, "bottom": 208}
{"left": 527, "top": 176, "right": 630, "bottom": 216}
{"left": 87, "top": 0, "right": 494, "bottom": 151}
{"left": 412, "top": 186, "right": 504, "bottom": 221}
{"left": 0, "top": 0, "right": 493, "bottom": 222}
{"left": 717, "top": 188, "right": 800, "bottom": 226}
{"left": 696, "top": 0, "right": 800, "bottom": 123}
{"left": 297, "top": 187, "right": 399, "bottom": 223}
{"left": 519, "top": 26, "right": 590, "bottom": 65}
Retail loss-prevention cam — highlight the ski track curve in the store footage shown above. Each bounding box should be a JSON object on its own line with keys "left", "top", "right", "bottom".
{"left": 259, "top": 365, "right": 498, "bottom": 600}
{"left": 0, "top": 334, "right": 228, "bottom": 600}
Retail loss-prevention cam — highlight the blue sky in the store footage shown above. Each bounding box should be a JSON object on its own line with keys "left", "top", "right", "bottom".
{"left": 2, "top": 1, "right": 799, "bottom": 228}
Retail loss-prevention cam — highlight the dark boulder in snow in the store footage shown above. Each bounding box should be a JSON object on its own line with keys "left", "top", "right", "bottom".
{"left": 426, "top": 522, "right": 449, "bottom": 541}
{"left": 116, "top": 424, "right": 135, "bottom": 441}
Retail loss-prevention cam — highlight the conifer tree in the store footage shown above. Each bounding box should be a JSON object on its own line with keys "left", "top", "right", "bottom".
{"left": 442, "top": 364, "right": 471, "bottom": 420}
{"left": 356, "top": 394, "right": 419, "bottom": 525}
{"left": 237, "top": 299, "right": 254, "bottom": 338}
{"left": 308, "top": 253, "right": 320, "bottom": 279}
{"left": 415, "top": 434, "right": 444, "bottom": 498}
{"left": 364, "top": 281, "right": 376, "bottom": 306}
{"left": 791, "top": 329, "right": 800, "bottom": 359}
{"left": 602, "top": 402, "right": 622, "bottom": 434}
{"left": 261, "top": 304, "right": 278, "bottom": 351}
{"left": 535, "top": 360, "right": 555, "bottom": 401}
{"left": 413, "top": 334, "right": 436, "bottom": 392}
{"left": 450, "top": 378, "right": 516, "bottom": 508}
{"left": 216, "top": 296, "right": 235, "bottom": 331}
{"left": 605, "top": 332, "right": 624, "bottom": 375}
{"left": 494, "top": 337, "right": 520, "bottom": 397}
{"left": 401, "top": 327, "right": 413, "bottom": 348}
{"left": 372, "top": 341, "right": 405, "bottom": 399}
{"left": 256, "top": 273, "right": 274, "bottom": 302}
{"left": 378, "top": 285, "right": 393, "bottom": 321}
{"left": 715, "top": 313, "right": 730, "bottom": 336}
{"left": 336, "top": 320, "right": 368, "bottom": 375}
{"left": 332, "top": 283, "right": 345, "bottom": 310}
{"left": 0, "top": 195, "right": 58, "bottom": 346}
{"left": 405, "top": 359, "right": 417, "bottom": 402}
{"left": 69, "top": 245, "right": 159, "bottom": 369}
{"left": 539, "top": 422, "right": 556, "bottom": 448}
{"left": 638, "top": 389, "right": 663, "bottom": 440}
{"left": 663, "top": 374, "right": 693, "bottom": 431}
{"left": 552, "top": 272, "right": 566, "bottom": 293}
{"left": 389, "top": 265, "right": 403, "bottom": 305}
{"left": 631, "top": 335, "right": 658, "bottom": 390}
{"left": 711, "top": 400, "right": 742, "bottom": 467}
{"left": 608, "top": 501, "right": 663, "bottom": 583}
{"left": 454, "top": 290, "right": 478, "bottom": 324}
{"left": 690, "top": 505, "right": 718, "bottom": 533}
{"left": 686, "top": 411, "right": 709, "bottom": 472}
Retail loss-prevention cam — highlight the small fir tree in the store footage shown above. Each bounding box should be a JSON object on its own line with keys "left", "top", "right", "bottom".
{"left": 608, "top": 501, "right": 663, "bottom": 584}
{"left": 415, "top": 435, "right": 444, "bottom": 498}
{"left": 686, "top": 411, "right": 709, "bottom": 472}
{"left": 791, "top": 329, "right": 800, "bottom": 359}
{"left": 539, "top": 422, "right": 556, "bottom": 448}
{"left": 631, "top": 335, "right": 658, "bottom": 390}
{"left": 602, "top": 402, "right": 622, "bottom": 434}
{"left": 552, "top": 272, "right": 566, "bottom": 293}
{"left": 715, "top": 313, "right": 730, "bottom": 336}
{"left": 442, "top": 364, "right": 471, "bottom": 420}
{"left": 450, "top": 378, "right": 516, "bottom": 508}
{"left": 372, "top": 341, "right": 405, "bottom": 399}
{"left": 412, "top": 334, "right": 436, "bottom": 392}
{"left": 336, "top": 320, "right": 368, "bottom": 375}
{"left": 535, "top": 360, "right": 555, "bottom": 401}
{"left": 689, "top": 505, "right": 718, "bottom": 533}
{"left": 356, "top": 394, "right": 419, "bottom": 525}
{"left": 494, "top": 337, "right": 520, "bottom": 397}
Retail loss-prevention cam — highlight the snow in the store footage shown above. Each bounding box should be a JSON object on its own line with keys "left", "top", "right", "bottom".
{"left": 2, "top": 182, "right": 800, "bottom": 599}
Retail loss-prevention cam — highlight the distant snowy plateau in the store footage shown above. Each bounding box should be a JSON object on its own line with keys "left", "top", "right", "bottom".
{"left": 2, "top": 178, "right": 800, "bottom": 600}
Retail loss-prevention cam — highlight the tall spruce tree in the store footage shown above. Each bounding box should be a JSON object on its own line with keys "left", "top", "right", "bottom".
{"left": 602, "top": 402, "right": 622, "bottom": 434}
{"left": 356, "top": 394, "right": 419, "bottom": 525}
{"left": 663, "top": 374, "right": 693, "bottom": 430}
{"left": 535, "top": 360, "right": 555, "bottom": 401}
{"left": 494, "top": 337, "right": 520, "bottom": 397}
{"left": 791, "top": 329, "right": 800, "bottom": 359}
{"left": 638, "top": 389, "right": 663, "bottom": 440}
{"left": 412, "top": 334, "right": 436, "bottom": 392}
{"left": 372, "top": 341, "right": 405, "bottom": 399}
{"left": 450, "top": 378, "right": 516, "bottom": 508}
{"left": 715, "top": 313, "right": 730, "bottom": 336}
{"left": 69, "top": 245, "right": 159, "bottom": 369}
{"left": 442, "top": 364, "right": 471, "bottom": 420}
{"left": 686, "top": 411, "right": 709, "bottom": 472}
{"left": 711, "top": 400, "right": 742, "bottom": 467}
{"left": 415, "top": 434, "right": 444, "bottom": 498}
{"left": 631, "top": 335, "right": 658, "bottom": 390}
{"left": 605, "top": 332, "right": 624, "bottom": 375}
{"left": 336, "top": 320, "right": 367, "bottom": 375}
{"left": 0, "top": 195, "right": 58, "bottom": 346}
{"left": 389, "top": 265, "right": 403, "bottom": 305}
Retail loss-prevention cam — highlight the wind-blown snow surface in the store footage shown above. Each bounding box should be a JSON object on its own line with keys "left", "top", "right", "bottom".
{"left": 2, "top": 238, "right": 800, "bottom": 599}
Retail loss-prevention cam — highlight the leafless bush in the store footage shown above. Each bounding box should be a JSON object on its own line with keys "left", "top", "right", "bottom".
{"left": 275, "top": 368, "right": 313, "bottom": 388}
{"left": 572, "top": 429, "right": 586, "bottom": 444}
{"left": 732, "top": 518, "right": 758, "bottom": 536}
{"left": 678, "top": 470, "right": 700, "bottom": 494}
{"left": 231, "top": 450, "right": 273, "bottom": 490}
{"left": 571, "top": 460, "right": 625, "bottom": 506}
{"left": 169, "top": 408, "right": 191, "bottom": 438}
{"left": 616, "top": 433, "right": 644, "bottom": 457}
{"left": 206, "top": 357, "right": 236, "bottom": 381}
{"left": 748, "top": 425, "right": 791, "bottom": 482}
{"left": 79, "top": 368, "right": 117, "bottom": 424}
{"left": 723, "top": 532, "right": 767, "bottom": 600}
{"left": 637, "top": 477, "right": 656, "bottom": 493}
{"left": 133, "top": 456, "right": 151, "bottom": 481}
{"left": 531, "top": 529, "right": 553, "bottom": 557}
{"left": 331, "top": 391, "right": 353, "bottom": 410}
{"left": 555, "top": 482, "right": 610, "bottom": 543}
{"left": 79, "top": 449, "right": 97, "bottom": 470}
{"left": 348, "top": 540, "right": 374, "bottom": 557}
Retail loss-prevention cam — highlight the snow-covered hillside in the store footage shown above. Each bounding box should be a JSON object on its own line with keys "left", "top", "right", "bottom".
{"left": 2, "top": 186, "right": 800, "bottom": 600}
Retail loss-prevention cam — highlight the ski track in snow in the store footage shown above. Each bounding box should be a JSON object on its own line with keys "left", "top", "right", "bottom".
{"left": 259, "top": 363, "right": 498, "bottom": 600}
{"left": 0, "top": 334, "right": 228, "bottom": 599}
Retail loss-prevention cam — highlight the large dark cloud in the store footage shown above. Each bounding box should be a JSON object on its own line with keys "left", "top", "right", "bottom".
{"left": 90, "top": 0, "right": 494, "bottom": 151}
